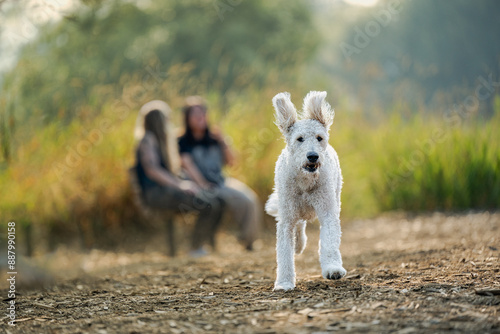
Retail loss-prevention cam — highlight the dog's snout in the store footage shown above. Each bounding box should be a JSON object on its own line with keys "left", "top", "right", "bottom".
{"left": 307, "top": 152, "right": 319, "bottom": 163}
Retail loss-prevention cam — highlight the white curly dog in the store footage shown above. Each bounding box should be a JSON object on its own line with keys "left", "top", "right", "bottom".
{"left": 265, "top": 91, "right": 346, "bottom": 291}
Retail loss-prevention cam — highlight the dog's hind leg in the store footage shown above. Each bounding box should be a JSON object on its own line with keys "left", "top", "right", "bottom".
{"left": 294, "top": 220, "right": 307, "bottom": 255}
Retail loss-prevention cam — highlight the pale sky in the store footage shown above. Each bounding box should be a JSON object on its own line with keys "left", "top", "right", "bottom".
{"left": 0, "top": 0, "right": 76, "bottom": 80}
{"left": 343, "top": 0, "right": 379, "bottom": 6}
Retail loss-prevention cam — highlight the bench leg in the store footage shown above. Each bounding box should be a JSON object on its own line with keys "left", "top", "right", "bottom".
{"left": 166, "top": 217, "right": 176, "bottom": 257}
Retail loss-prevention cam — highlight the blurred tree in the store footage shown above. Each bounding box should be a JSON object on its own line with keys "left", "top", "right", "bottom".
{"left": 388, "top": 0, "right": 500, "bottom": 92}
{"left": 335, "top": 0, "right": 500, "bottom": 109}
{"left": 0, "top": 0, "right": 318, "bottom": 162}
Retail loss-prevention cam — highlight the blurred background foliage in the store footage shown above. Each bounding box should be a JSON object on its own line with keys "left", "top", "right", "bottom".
{"left": 1, "top": 0, "right": 317, "bottom": 153}
{"left": 0, "top": 0, "right": 499, "bottom": 253}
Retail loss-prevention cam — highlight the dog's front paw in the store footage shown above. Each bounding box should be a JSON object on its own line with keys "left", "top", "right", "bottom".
{"left": 273, "top": 281, "right": 295, "bottom": 291}
{"left": 322, "top": 265, "right": 346, "bottom": 280}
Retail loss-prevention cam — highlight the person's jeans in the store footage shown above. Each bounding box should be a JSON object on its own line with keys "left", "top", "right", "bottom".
{"left": 143, "top": 185, "right": 224, "bottom": 249}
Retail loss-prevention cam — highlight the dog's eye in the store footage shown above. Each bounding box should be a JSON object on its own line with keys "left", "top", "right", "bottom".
{"left": 297, "top": 137, "right": 304, "bottom": 142}
{"left": 317, "top": 136, "right": 323, "bottom": 142}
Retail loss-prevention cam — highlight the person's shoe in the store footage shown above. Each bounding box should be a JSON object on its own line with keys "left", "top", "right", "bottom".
{"left": 189, "top": 247, "right": 209, "bottom": 258}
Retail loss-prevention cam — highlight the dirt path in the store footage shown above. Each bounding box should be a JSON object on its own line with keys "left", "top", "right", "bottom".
{"left": 2, "top": 212, "right": 500, "bottom": 333}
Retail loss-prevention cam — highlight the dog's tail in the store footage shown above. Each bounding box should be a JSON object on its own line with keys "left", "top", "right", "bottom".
{"left": 265, "top": 192, "right": 279, "bottom": 218}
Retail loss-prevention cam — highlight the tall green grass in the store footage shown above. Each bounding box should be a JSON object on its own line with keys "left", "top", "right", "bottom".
{"left": 372, "top": 105, "right": 500, "bottom": 212}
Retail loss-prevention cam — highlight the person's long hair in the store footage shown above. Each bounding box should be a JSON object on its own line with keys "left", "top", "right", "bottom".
{"left": 181, "top": 96, "right": 214, "bottom": 145}
{"left": 144, "top": 109, "right": 179, "bottom": 174}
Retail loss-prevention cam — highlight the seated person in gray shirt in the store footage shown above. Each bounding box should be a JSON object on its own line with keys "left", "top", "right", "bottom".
{"left": 178, "top": 96, "right": 261, "bottom": 250}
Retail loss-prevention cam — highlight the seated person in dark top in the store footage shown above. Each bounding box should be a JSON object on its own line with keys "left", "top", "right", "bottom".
{"left": 134, "top": 100, "right": 224, "bottom": 257}
{"left": 178, "top": 96, "right": 261, "bottom": 250}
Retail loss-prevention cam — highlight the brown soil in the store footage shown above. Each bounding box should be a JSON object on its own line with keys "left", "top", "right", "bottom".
{"left": 2, "top": 212, "right": 500, "bottom": 333}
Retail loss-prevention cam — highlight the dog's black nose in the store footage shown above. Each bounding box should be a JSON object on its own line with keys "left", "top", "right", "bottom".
{"left": 307, "top": 152, "right": 319, "bottom": 163}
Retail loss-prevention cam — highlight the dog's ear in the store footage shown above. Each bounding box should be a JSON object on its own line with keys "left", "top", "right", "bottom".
{"left": 272, "top": 92, "right": 297, "bottom": 134}
{"left": 303, "top": 91, "right": 334, "bottom": 128}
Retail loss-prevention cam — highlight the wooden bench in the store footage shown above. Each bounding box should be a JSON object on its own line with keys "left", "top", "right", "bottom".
{"left": 128, "top": 166, "right": 177, "bottom": 257}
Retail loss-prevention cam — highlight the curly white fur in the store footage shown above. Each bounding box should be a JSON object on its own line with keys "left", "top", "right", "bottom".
{"left": 266, "top": 91, "right": 346, "bottom": 291}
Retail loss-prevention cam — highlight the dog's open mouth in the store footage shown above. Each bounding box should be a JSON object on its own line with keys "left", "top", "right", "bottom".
{"left": 303, "top": 162, "right": 320, "bottom": 173}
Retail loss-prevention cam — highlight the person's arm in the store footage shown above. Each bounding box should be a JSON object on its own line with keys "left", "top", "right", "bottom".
{"left": 140, "top": 134, "right": 199, "bottom": 194}
{"left": 219, "top": 138, "right": 235, "bottom": 167}
{"left": 180, "top": 153, "right": 213, "bottom": 189}
{"left": 210, "top": 128, "right": 235, "bottom": 167}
